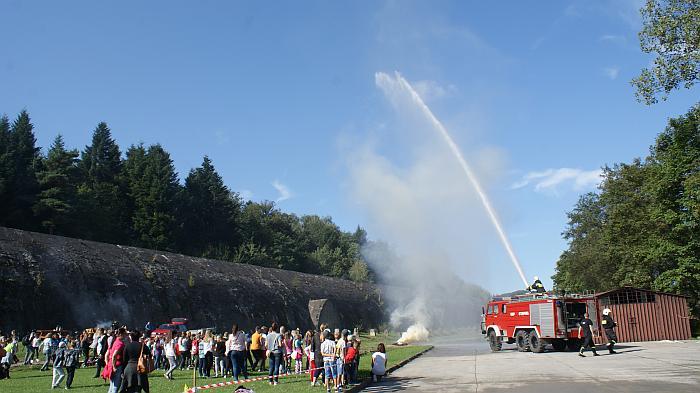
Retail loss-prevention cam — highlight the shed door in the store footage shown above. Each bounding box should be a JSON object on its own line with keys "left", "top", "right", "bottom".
{"left": 587, "top": 300, "right": 598, "bottom": 335}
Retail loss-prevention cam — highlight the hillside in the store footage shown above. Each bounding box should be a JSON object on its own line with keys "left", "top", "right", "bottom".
{"left": 0, "top": 226, "right": 384, "bottom": 332}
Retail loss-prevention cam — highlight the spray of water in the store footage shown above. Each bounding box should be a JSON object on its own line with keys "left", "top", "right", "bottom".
{"left": 384, "top": 72, "right": 528, "bottom": 288}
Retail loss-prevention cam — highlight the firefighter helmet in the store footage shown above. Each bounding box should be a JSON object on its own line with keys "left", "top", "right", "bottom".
{"left": 534, "top": 276, "right": 539, "bottom": 281}
{"left": 603, "top": 308, "right": 611, "bottom": 316}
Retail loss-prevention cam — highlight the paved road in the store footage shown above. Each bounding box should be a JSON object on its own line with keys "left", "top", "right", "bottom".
{"left": 362, "top": 337, "right": 700, "bottom": 393}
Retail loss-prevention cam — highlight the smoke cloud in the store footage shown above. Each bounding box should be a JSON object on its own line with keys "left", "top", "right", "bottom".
{"left": 343, "top": 72, "right": 498, "bottom": 341}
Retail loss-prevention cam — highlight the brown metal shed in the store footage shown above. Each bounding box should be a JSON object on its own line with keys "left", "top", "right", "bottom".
{"left": 593, "top": 287, "right": 691, "bottom": 344}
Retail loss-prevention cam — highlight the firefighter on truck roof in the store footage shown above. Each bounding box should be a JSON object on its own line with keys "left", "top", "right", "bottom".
{"left": 577, "top": 312, "right": 599, "bottom": 357}
{"left": 526, "top": 276, "right": 546, "bottom": 293}
{"left": 602, "top": 308, "right": 618, "bottom": 354}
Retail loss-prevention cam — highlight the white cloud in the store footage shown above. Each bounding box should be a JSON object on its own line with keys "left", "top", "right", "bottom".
{"left": 412, "top": 80, "right": 456, "bottom": 102}
{"left": 603, "top": 66, "right": 620, "bottom": 80}
{"left": 512, "top": 168, "right": 602, "bottom": 195}
{"left": 271, "top": 180, "right": 293, "bottom": 203}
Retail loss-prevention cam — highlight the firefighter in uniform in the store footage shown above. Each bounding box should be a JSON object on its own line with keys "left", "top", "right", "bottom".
{"left": 577, "top": 312, "right": 599, "bottom": 357}
{"left": 527, "top": 276, "right": 546, "bottom": 293}
{"left": 601, "top": 308, "right": 617, "bottom": 354}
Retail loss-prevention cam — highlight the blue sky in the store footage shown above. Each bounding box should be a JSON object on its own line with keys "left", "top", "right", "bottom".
{"left": 2, "top": 0, "right": 697, "bottom": 294}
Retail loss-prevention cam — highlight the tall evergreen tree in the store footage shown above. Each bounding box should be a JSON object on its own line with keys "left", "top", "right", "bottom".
{"left": 75, "top": 122, "right": 128, "bottom": 243}
{"left": 177, "top": 156, "right": 241, "bottom": 257}
{"left": 34, "top": 135, "right": 80, "bottom": 234}
{"left": 0, "top": 110, "right": 40, "bottom": 229}
{"left": 125, "top": 144, "right": 180, "bottom": 250}
{"left": 0, "top": 115, "right": 12, "bottom": 220}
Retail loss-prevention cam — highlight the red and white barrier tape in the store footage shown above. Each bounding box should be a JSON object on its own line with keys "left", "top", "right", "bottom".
{"left": 187, "top": 365, "right": 327, "bottom": 392}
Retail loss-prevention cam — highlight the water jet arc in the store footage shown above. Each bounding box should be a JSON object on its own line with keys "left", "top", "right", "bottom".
{"left": 390, "top": 72, "right": 529, "bottom": 287}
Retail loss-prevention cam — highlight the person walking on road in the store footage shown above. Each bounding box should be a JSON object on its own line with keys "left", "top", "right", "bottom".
{"left": 578, "top": 312, "right": 599, "bottom": 357}
{"left": 601, "top": 308, "right": 618, "bottom": 354}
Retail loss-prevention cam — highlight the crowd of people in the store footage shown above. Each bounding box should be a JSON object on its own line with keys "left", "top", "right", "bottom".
{"left": 0, "top": 322, "right": 390, "bottom": 393}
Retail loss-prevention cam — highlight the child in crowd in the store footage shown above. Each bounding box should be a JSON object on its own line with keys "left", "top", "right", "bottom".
{"left": 344, "top": 338, "right": 359, "bottom": 384}
{"left": 283, "top": 329, "right": 293, "bottom": 373}
{"left": 371, "top": 343, "right": 387, "bottom": 383}
{"left": 64, "top": 340, "right": 80, "bottom": 389}
{"left": 293, "top": 331, "right": 304, "bottom": 374}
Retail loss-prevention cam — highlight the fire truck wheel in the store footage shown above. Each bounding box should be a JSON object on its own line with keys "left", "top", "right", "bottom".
{"left": 551, "top": 339, "right": 567, "bottom": 351}
{"left": 516, "top": 330, "right": 530, "bottom": 352}
{"left": 529, "top": 333, "right": 546, "bottom": 353}
{"left": 488, "top": 331, "right": 502, "bottom": 352}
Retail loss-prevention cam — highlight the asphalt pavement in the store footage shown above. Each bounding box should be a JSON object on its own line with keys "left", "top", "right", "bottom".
{"left": 361, "top": 336, "right": 700, "bottom": 393}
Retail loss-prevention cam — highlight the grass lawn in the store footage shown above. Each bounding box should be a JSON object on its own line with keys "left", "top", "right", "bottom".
{"left": 2, "top": 333, "right": 429, "bottom": 393}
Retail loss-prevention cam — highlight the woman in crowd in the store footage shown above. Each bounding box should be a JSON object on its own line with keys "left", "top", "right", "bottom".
{"left": 266, "top": 323, "right": 282, "bottom": 386}
{"left": 121, "top": 330, "right": 150, "bottom": 393}
{"left": 80, "top": 331, "right": 91, "bottom": 367}
{"left": 196, "top": 333, "right": 206, "bottom": 378}
{"left": 152, "top": 336, "right": 163, "bottom": 370}
{"left": 303, "top": 330, "right": 313, "bottom": 370}
{"left": 163, "top": 334, "right": 177, "bottom": 380}
{"left": 370, "top": 343, "right": 387, "bottom": 383}
{"left": 228, "top": 324, "right": 248, "bottom": 383}
{"left": 93, "top": 328, "right": 108, "bottom": 378}
{"left": 213, "top": 335, "right": 226, "bottom": 377}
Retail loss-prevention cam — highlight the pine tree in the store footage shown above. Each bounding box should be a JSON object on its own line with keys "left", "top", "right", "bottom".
{"left": 1, "top": 110, "right": 41, "bottom": 229}
{"left": 0, "top": 115, "right": 12, "bottom": 220}
{"left": 125, "top": 144, "right": 180, "bottom": 250}
{"left": 75, "top": 122, "right": 128, "bottom": 243}
{"left": 177, "top": 156, "right": 241, "bottom": 257}
{"left": 34, "top": 135, "right": 80, "bottom": 234}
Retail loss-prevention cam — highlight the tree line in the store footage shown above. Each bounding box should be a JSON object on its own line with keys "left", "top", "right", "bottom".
{"left": 553, "top": 104, "right": 700, "bottom": 319}
{"left": 0, "top": 110, "right": 373, "bottom": 282}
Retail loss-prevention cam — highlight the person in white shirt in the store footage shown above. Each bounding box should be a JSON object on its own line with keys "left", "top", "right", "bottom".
{"left": 321, "top": 331, "right": 337, "bottom": 393}
{"left": 164, "top": 335, "right": 177, "bottom": 380}
{"left": 228, "top": 324, "right": 248, "bottom": 382}
{"left": 371, "top": 343, "right": 387, "bottom": 382}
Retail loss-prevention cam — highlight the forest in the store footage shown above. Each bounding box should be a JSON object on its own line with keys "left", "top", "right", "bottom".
{"left": 553, "top": 105, "right": 700, "bottom": 319}
{"left": 0, "top": 110, "right": 373, "bottom": 283}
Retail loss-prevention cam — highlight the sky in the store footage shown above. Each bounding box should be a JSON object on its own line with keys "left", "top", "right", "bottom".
{"left": 1, "top": 0, "right": 697, "bottom": 294}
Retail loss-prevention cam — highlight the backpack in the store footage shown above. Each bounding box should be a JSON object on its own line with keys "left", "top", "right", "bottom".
{"left": 64, "top": 350, "right": 79, "bottom": 368}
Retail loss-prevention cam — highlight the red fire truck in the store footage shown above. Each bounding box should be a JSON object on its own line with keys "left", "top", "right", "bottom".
{"left": 481, "top": 293, "right": 598, "bottom": 352}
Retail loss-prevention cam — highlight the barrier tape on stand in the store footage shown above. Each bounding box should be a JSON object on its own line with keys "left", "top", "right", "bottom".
{"left": 186, "top": 365, "right": 327, "bottom": 393}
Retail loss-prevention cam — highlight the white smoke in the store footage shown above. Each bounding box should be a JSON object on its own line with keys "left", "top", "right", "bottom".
{"left": 342, "top": 72, "right": 499, "bottom": 342}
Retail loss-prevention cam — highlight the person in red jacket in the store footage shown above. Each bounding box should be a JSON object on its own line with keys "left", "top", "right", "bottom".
{"left": 343, "top": 339, "right": 360, "bottom": 384}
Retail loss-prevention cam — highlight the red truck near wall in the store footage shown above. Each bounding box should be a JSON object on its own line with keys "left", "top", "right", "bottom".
{"left": 481, "top": 293, "right": 598, "bottom": 352}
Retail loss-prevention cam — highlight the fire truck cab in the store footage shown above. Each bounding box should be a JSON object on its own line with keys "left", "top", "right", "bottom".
{"left": 481, "top": 293, "right": 598, "bottom": 352}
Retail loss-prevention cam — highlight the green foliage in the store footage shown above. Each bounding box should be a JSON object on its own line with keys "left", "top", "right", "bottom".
{"left": 34, "top": 135, "right": 80, "bottom": 234}
{"left": 0, "top": 111, "right": 41, "bottom": 229}
{"left": 177, "top": 156, "right": 242, "bottom": 257}
{"left": 125, "top": 144, "right": 180, "bottom": 250}
{"left": 76, "top": 122, "right": 128, "bottom": 243}
{"left": 632, "top": 0, "right": 700, "bottom": 104}
{"left": 554, "top": 104, "right": 700, "bottom": 318}
{"left": 0, "top": 110, "right": 377, "bottom": 283}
